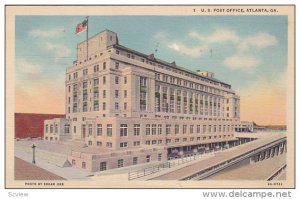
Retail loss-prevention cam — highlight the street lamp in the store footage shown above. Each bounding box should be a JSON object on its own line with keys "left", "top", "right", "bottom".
{"left": 32, "top": 144, "right": 36, "bottom": 164}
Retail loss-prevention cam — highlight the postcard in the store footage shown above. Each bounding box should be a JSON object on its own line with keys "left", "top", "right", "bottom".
{"left": 5, "top": 5, "right": 295, "bottom": 188}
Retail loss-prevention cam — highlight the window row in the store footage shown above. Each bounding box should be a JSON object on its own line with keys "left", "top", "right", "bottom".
{"left": 74, "top": 153, "right": 162, "bottom": 170}
{"left": 115, "top": 48, "right": 230, "bottom": 89}
{"left": 83, "top": 123, "right": 237, "bottom": 138}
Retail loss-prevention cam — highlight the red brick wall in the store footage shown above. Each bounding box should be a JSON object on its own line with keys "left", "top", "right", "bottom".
{"left": 15, "top": 113, "right": 65, "bottom": 139}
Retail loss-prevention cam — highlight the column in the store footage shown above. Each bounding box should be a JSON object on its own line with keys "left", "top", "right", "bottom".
{"left": 166, "top": 86, "right": 170, "bottom": 113}
{"left": 159, "top": 85, "right": 163, "bottom": 113}
{"left": 271, "top": 147, "right": 275, "bottom": 157}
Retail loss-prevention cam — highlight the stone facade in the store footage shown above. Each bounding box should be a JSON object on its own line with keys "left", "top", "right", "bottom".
{"left": 44, "top": 29, "right": 253, "bottom": 172}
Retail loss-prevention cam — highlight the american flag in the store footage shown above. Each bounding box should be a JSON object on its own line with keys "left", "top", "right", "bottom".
{"left": 75, "top": 19, "right": 88, "bottom": 34}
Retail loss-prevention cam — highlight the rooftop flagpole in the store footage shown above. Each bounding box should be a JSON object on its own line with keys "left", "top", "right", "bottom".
{"left": 86, "top": 16, "right": 89, "bottom": 61}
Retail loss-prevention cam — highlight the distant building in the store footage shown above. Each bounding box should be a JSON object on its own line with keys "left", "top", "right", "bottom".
{"left": 15, "top": 113, "right": 65, "bottom": 139}
{"left": 44, "top": 30, "right": 253, "bottom": 172}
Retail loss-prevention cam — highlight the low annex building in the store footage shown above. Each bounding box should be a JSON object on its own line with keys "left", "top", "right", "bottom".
{"left": 44, "top": 29, "right": 253, "bottom": 172}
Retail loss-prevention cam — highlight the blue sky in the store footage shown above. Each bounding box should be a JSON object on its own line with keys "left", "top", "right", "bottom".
{"left": 15, "top": 15, "right": 288, "bottom": 124}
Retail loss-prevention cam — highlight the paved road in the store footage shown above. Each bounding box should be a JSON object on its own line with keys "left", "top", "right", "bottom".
{"left": 15, "top": 157, "right": 65, "bottom": 180}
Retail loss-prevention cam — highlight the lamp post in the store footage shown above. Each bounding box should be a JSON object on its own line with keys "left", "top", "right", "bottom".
{"left": 32, "top": 144, "right": 36, "bottom": 164}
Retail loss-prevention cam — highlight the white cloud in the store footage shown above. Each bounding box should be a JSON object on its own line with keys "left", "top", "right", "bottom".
{"left": 239, "top": 33, "right": 278, "bottom": 50}
{"left": 28, "top": 27, "right": 65, "bottom": 38}
{"left": 16, "top": 58, "right": 42, "bottom": 75}
{"left": 154, "top": 29, "right": 278, "bottom": 73}
{"left": 45, "top": 42, "right": 71, "bottom": 58}
{"left": 168, "top": 42, "right": 205, "bottom": 58}
{"left": 189, "top": 28, "right": 240, "bottom": 43}
{"left": 223, "top": 54, "right": 259, "bottom": 71}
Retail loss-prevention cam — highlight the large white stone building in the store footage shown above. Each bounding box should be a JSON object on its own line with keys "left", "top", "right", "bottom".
{"left": 44, "top": 29, "right": 253, "bottom": 172}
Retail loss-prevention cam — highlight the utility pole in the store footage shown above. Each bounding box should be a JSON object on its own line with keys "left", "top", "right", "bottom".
{"left": 32, "top": 144, "right": 36, "bottom": 164}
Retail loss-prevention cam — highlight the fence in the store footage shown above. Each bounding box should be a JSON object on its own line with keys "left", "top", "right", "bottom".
{"left": 128, "top": 162, "right": 170, "bottom": 180}
{"left": 267, "top": 164, "right": 287, "bottom": 181}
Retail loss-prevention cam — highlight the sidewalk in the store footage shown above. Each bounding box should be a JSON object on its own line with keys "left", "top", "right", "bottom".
{"left": 15, "top": 144, "right": 93, "bottom": 180}
{"left": 15, "top": 157, "right": 65, "bottom": 180}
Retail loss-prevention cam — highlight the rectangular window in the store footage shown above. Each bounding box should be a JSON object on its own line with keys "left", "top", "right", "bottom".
{"left": 103, "top": 62, "right": 106, "bottom": 70}
{"left": 106, "top": 142, "right": 112, "bottom": 148}
{"left": 100, "top": 162, "right": 107, "bottom": 171}
{"left": 83, "top": 81, "right": 88, "bottom": 89}
{"left": 107, "top": 124, "right": 112, "bottom": 137}
{"left": 120, "top": 124, "right": 128, "bottom": 137}
{"left": 115, "top": 102, "right": 119, "bottom": 110}
{"left": 120, "top": 142, "right": 128, "bottom": 148}
{"left": 183, "top": 125, "right": 187, "bottom": 134}
{"left": 88, "top": 140, "right": 92, "bottom": 145}
{"left": 88, "top": 124, "right": 93, "bottom": 136}
{"left": 133, "top": 141, "right": 140, "bottom": 146}
{"left": 134, "top": 124, "right": 140, "bottom": 136}
{"left": 115, "top": 76, "right": 119, "bottom": 84}
{"left": 166, "top": 124, "right": 171, "bottom": 135}
{"left": 124, "top": 102, "right": 127, "bottom": 110}
{"left": 197, "top": 125, "right": 201, "bottom": 133}
{"left": 170, "top": 89, "right": 175, "bottom": 113}
{"left": 83, "top": 69, "right": 88, "bottom": 76}
{"left": 97, "top": 141, "right": 102, "bottom": 146}
{"left": 94, "top": 65, "right": 99, "bottom": 72}
{"left": 64, "top": 124, "right": 70, "bottom": 134}
{"left": 103, "top": 102, "right": 106, "bottom": 110}
{"left": 140, "top": 77, "right": 147, "bottom": 111}
{"left": 124, "top": 90, "right": 127, "bottom": 98}
{"left": 97, "top": 124, "right": 102, "bottom": 136}
{"left": 93, "top": 101, "right": 99, "bottom": 111}
{"left": 103, "top": 76, "right": 106, "bottom": 84}
{"left": 146, "top": 124, "right": 150, "bottom": 135}
{"left": 83, "top": 92, "right": 88, "bottom": 102}
{"left": 146, "top": 155, "right": 151, "bottom": 163}
{"left": 83, "top": 102, "right": 88, "bottom": 112}
{"left": 155, "top": 85, "right": 160, "bottom": 112}
{"left": 82, "top": 162, "right": 86, "bottom": 169}
{"left": 158, "top": 124, "right": 162, "bottom": 135}
{"left": 133, "top": 157, "right": 138, "bottom": 165}
{"left": 93, "top": 78, "right": 99, "bottom": 86}
{"left": 124, "top": 77, "right": 127, "bottom": 84}
{"left": 177, "top": 96, "right": 181, "bottom": 113}
{"left": 103, "top": 90, "right": 106, "bottom": 98}
{"left": 115, "top": 90, "right": 119, "bottom": 98}
{"left": 175, "top": 125, "right": 179, "bottom": 134}
{"left": 190, "top": 125, "right": 194, "bottom": 134}
{"left": 115, "top": 62, "right": 119, "bottom": 69}
{"left": 151, "top": 124, "right": 157, "bottom": 135}
{"left": 55, "top": 124, "right": 58, "bottom": 133}
{"left": 118, "top": 159, "right": 124, "bottom": 168}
